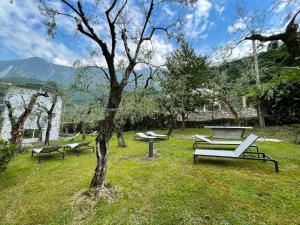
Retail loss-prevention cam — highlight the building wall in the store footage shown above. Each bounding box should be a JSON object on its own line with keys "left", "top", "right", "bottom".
{"left": 0, "top": 84, "right": 62, "bottom": 144}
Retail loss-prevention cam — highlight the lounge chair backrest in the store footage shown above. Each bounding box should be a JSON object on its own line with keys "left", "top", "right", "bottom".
{"left": 41, "top": 146, "right": 61, "bottom": 153}
{"left": 77, "top": 142, "right": 91, "bottom": 147}
{"left": 136, "top": 132, "right": 148, "bottom": 138}
{"left": 195, "top": 135, "right": 213, "bottom": 144}
{"left": 147, "top": 131, "right": 155, "bottom": 136}
{"left": 234, "top": 134, "right": 259, "bottom": 157}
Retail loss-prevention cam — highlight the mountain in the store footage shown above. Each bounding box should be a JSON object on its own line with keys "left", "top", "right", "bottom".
{"left": 0, "top": 57, "right": 76, "bottom": 85}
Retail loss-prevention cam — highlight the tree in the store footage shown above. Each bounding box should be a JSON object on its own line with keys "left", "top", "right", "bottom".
{"left": 37, "top": 82, "right": 61, "bottom": 145}
{"left": 245, "top": 9, "right": 300, "bottom": 61}
{"left": 37, "top": 0, "right": 186, "bottom": 190}
{"left": 114, "top": 88, "right": 157, "bottom": 147}
{"left": 161, "top": 40, "right": 209, "bottom": 130}
{"left": 5, "top": 92, "right": 49, "bottom": 145}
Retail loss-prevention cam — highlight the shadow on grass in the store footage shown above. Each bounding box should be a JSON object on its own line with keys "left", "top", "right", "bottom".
{"left": 194, "top": 158, "right": 275, "bottom": 173}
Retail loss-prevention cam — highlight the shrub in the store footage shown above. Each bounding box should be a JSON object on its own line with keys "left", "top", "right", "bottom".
{"left": 0, "top": 140, "right": 17, "bottom": 172}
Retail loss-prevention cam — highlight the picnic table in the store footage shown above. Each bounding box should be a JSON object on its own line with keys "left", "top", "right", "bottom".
{"left": 204, "top": 126, "right": 253, "bottom": 139}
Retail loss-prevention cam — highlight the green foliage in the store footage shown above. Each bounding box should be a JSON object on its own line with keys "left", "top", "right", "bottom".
{"left": 261, "top": 69, "right": 300, "bottom": 125}
{"left": 160, "top": 40, "right": 210, "bottom": 117}
{"left": 0, "top": 140, "right": 17, "bottom": 172}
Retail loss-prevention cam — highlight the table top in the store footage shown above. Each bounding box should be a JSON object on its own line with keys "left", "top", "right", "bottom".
{"left": 204, "top": 126, "right": 253, "bottom": 129}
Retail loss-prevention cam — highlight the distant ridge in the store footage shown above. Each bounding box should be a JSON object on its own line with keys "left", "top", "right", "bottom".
{"left": 0, "top": 57, "right": 76, "bottom": 85}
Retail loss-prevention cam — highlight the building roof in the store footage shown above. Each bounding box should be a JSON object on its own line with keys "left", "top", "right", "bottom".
{"left": 0, "top": 81, "right": 57, "bottom": 94}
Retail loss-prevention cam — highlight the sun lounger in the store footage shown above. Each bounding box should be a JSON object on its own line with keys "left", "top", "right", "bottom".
{"left": 194, "top": 134, "right": 279, "bottom": 173}
{"left": 90, "top": 131, "right": 98, "bottom": 136}
{"left": 63, "top": 142, "right": 94, "bottom": 156}
{"left": 31, "top": 146, "right": 64, "bottom": 163}
{"left": 63, "top": 132, "right": 80, "bottom": 142}
{"left": 193, "top": 135, "right": 257, "bottom": 150}
{"left": 134, "top": 132, "right": 157, "bottom": 141}
{"left": 146, "top": 131, "right": 169, "bottom": 140}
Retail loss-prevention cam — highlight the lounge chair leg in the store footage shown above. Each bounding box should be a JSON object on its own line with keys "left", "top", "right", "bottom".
{"left": 274, "top": 160, "right": 279, "bottom": 173}
{"left": 194, "top": 155, "right": 197, "bottom": 164}
{"left": 31, "top": 151, "right": 33, "bottom": 157}
{"left": 38, "top": 155, "right": 41, "bottom": 164}
{"left": 263, "top": 154, "right": 266, "bottom": 162}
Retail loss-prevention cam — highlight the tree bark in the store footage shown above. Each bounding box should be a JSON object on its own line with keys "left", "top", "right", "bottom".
{"left": 181, "top": 112, "right": 186, "bottom": 131}
{"left": 245, "top": 9, "right": 300, "bottom": 60}
{"left": 81, "top": 121, "right": 86, "bottom": 140}
{"left": 41, "top": 95, "right": 57, "bottom": 146}
{"left": 5, "top": 92, "right": 49, "bottom": 144}
{"left": 115, "top": 124, "right": 127, "bottom": 147}
{"left": 167, "top": 114, "right": 176, "bottom": 136}
{"left": 222, "top": 95, "right": 241, "bottom": 125}
{"left": 81, "top": 107, "right": 92, "bottom": 140}
{"left": 90, "top": 84, "right": 123, "bottom": 188}
{"left": 36, "top": 113, "right": 43, "bottom": 142}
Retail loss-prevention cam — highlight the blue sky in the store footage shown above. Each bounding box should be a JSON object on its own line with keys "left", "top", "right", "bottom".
{"left": 0, "top": 0, "right": 298, "bottom": 66}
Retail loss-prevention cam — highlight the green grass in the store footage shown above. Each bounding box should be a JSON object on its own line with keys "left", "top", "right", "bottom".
{"left": 0, "top": 128, "right": 300, "bottom": 225}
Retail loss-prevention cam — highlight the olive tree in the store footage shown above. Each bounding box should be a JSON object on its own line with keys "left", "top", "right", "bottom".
{"left": 36, "top": 0, "right": 189, "bottom": 190}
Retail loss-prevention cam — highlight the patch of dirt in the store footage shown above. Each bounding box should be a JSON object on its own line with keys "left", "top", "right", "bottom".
{"left": 70, "top": 184, "right": 119, "bottom": 225}
{"left": 142, "top": 149, "right": 160, "bottom": 161}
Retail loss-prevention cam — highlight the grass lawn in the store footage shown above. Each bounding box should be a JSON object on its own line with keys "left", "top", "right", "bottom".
{"left": 0, "top": 128, "right": 300, "bottom": 225}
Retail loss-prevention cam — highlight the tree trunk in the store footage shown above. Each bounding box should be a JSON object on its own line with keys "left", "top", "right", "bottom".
{"left": 257, "top": 97, "right": 265, "bottom": 128}
{"left": 10, "top": 124, "right": 23, "bottom": 144}
{"left": 36, "top": 114, "right": 43, "bottom": 142}
{"left": 43, "top": 95, "right": 57, "bottom": 146}
{"left": 167, "top": 115, "right": 176, "bottom": 136}
{"left": 44, "top": 114, "right": 52, "bottom": 146}
{"left": 115, "top": 124, "right": 126, "bottom": 147}
{"left": 81, "top": 120, "right": 86, "bottom": 140}
{"left": 181, "top": 113, "right": 186, "bottom": 131}
{"left": 5, "top": 92, "right": 48, "bottom": 145}
{"left": 222, "top": 96, "right": 241, "bottom": 125}
{"left": 90, "top": 85, "right": 123, "bottom": 188}
{"left": 73, "top": 123, "right": 77, "bottom": 134}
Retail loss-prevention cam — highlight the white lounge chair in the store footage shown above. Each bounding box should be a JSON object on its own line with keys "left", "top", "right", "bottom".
{"left": 193, "top": 135, "right": 257, "bottom": 150}
{"left": 63, "top": 132, "right": 80, "bottom": 142}
{"left": 194, "top": 134, "right": 279, "bottom": 173}
{"left": 90, "top": 131, "right": 98, "bottom": 136}
{"left": 134, "top": 132, "right": 157, "bottom": 141}
{"left": 63, "top": 142, "right": 94, "bottom": 156}
{"left": 146, "top": 131, "right": 169, "bottom": 140}
{"left": 31, "top": 146, "right": 64, "bottom": 163}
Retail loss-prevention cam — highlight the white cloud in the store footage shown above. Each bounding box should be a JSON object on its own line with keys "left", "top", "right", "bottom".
{"left": 0, "top": 0, "right": 80, "bottom": 66}
{"left": 184, "top": 0, "right": 212, "bottom": 38}
{"left": 215, "top": 4, "right": 225, "bottom": 15}
{"left": 227, "top": 18, "right": 247, "bottom": 33}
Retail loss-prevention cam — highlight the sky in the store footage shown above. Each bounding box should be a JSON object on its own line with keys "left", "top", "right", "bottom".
{"left": 0, "top": 0, "right": 299, "bottom": 67}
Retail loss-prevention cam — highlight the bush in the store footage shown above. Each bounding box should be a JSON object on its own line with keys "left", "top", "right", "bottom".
{"left": 0, "top": 140, "right": 17, "bottom": 172}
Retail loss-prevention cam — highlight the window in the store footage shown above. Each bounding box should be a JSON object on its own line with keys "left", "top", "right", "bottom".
{"left": 23, "top": 129, "right": 34, "bottom": 139}
{"left": 23, "top": 129, "right": 39, "bottom": 139}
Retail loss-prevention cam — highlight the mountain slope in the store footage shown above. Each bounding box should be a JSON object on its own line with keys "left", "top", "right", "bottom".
{"left": 0, "top": 57, "right": 76, "bottom": 85}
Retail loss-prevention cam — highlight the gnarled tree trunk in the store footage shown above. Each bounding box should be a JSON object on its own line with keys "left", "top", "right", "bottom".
{"left": 81, "top": 120, "right": 87, "bottom": 140}
{"left": 36, "top": 113, "right": 43, "bottom": 142}
{"left": 181, "top": 112, "right": 186, "bottom": 131}
{"left": 41, "top": 95, "right": 57, "bottom": 146}
{"left": 222, "top": 95, "right": 241, "bottom": 125}
{"left": 115, "top": 124, "right": 127, "bottom": 147}
{"left": 90, "top": 84, "right": 123, "bottom": 188}
{"left": 5, "top": 92, "right": 49, "bottom": 145}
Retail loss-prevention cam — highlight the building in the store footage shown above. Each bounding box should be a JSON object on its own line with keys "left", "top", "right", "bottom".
{"left": 0, "top": 82, "right": 62, "bottom": 144}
